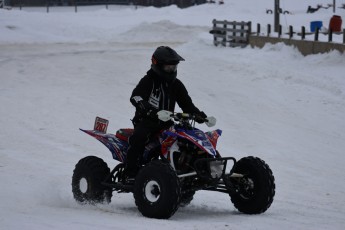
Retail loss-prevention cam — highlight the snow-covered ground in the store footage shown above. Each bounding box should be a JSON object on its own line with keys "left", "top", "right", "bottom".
{"left": 1, "top": 0, "right": 345, "bottom": 229}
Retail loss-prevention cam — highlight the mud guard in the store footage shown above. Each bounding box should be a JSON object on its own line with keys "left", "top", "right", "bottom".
{"left": 80, "top": 129, "right": 127, "bottom": 162}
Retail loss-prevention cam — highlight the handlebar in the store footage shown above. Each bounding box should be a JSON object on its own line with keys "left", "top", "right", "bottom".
{"left": 157, "top": 110, "right": 216, "bottom": 127}
{"left": 174, "top": 113, "right": 208, "bottom": 122}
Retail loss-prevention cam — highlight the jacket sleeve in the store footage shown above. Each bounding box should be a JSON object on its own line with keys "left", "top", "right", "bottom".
{"left": 175, "top": 80, "right": 202, "bottom": 114}
{"left": 130, "top": 76, "right": 152, "bottom": 109}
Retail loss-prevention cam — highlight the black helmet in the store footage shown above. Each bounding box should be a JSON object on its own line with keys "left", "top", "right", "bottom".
{"left": 151, "top": 46, "right": 185, "bottom": 83}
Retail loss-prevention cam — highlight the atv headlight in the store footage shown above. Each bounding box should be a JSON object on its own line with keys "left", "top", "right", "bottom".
{"left": 209, "top": 160, "right": 224, "bottom": 179}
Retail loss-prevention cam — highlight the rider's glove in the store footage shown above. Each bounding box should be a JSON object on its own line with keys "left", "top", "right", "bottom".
{"left": 146, "top": 108, "right": 159, "bottom": 120}
{"left": 137, "top": 101, "right": 152, "bottom": 113}
{"left": 194, "top": 111, "right": 207, "bottom": 123}
{"left": 131, "top": 96, "right": 155, "bottom": 114}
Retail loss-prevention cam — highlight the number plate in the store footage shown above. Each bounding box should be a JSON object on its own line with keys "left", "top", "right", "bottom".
{"left": 94, "top": 117, "right": 109, "bottom": 133}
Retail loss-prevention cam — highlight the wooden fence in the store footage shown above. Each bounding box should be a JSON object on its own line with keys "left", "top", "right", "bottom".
{"left": 210, "top": 20, "right": 345, "bottom": 46}
{"left": 210, "top": 20, "right": 345, "bottom": 54}
{"left": 255, "top": 23, "right": 345, "bottom": 44}
{"left": 210, "top": 19, "right": 252, "bottom": 47}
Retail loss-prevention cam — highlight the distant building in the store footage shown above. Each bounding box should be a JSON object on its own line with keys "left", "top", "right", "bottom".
{"left": 135, "top": 0, "right": 206, "bottom": 8}
{"left": 1, "top": 0, "right": 10, "bottom": 7}
{"left": 7, "top": 0, "right": 206, "bottom": 8}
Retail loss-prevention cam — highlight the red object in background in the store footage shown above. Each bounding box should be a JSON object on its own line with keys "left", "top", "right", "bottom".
{"left": 329, "top": 15, "right": 342, "bottom": 32}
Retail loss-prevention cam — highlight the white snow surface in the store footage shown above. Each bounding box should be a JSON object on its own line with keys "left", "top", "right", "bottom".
{"left": 1, "top": 0, "right": 345, "bottom": 229}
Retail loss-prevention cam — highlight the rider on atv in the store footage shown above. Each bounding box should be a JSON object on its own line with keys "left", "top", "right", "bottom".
{"left": 125, "top": 46, "right": 208, "bottom": 178}
{"left": 72, "top": 47, "right": 275, "bottom": 219}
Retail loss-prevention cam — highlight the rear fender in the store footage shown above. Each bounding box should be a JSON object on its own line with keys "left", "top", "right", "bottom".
{"left": 80, "top": 129, "right": 127, "bottom": 162}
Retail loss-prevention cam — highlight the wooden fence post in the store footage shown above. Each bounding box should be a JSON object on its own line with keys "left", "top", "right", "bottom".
{"left": 328, "top": 29, "right": 333, "bottom": 42}
{"left": 232, "top": 21, "right": 236, "bottom": 45}
{"left": 247, "top": 21, "right": 252, "bottom": 43}
{"left": 213, "top": 19, "right": 217, "bottom": 46}
{"left": 301, "top": 26, "right": 305, "bottom": 40}
{"left": 289, "top": 25, "right": 293, "bottom": 39}
{"left": 278, "top": 25, "right": 282, "bottom": 38}
{"left": 314, "top": 28, "right": 319, "bottom": 41}
{"left": 257, "top": 23, "right": 261, "bottom": 36}
{"left": 223, "top": 20, "right": 227, "bottom": 46}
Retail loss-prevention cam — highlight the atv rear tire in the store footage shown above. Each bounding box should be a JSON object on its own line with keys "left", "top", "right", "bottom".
{"left": 134, "top": 160, "right": 181, "bottom": 219}
{"left": 229, "top": 156, "right": 275, "bottom": 214}
{"left": 72, "top": 156, "right": 112, "bottom": 204}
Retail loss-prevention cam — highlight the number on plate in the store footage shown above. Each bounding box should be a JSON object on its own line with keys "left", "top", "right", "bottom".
{"left": 94, "top": 117, "right": 109, "bottom": 133}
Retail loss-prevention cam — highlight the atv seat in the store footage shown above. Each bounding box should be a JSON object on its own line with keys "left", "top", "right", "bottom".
{"left": 116, "top": 128, "right": 134, "bottom": 142}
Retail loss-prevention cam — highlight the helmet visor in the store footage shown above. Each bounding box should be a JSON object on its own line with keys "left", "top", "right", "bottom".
{"left": 162, "top": 64, "right": 178, "bottom": 73}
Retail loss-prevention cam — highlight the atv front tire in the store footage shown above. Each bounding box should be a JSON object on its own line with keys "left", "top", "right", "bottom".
{"left": 180, "top": 191, "right": 195, "bottom": 207}
{"left": 72, "top": 156, "right": 112, "bottom": 204}
{"left": 134, "top": 160, "right": 181, "bottom": 219}
{"left": 229, "top": 156, "right": 275, "bottom": 214}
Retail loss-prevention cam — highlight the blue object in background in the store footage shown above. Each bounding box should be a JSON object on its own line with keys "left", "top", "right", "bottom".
{"left": 310, "top": 21, "right": 323, "bottom": 32}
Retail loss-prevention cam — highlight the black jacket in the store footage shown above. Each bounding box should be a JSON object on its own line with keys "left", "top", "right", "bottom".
{"left": 130, "top": 69, "right": 201, "bottom": 122}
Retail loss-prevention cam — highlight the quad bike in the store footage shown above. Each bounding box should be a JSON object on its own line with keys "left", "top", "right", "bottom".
{"left": 72, "top": 111, "right": 275, "bottom": 219}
